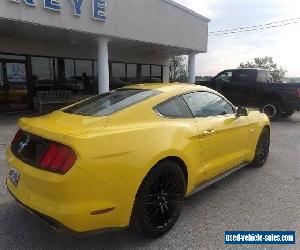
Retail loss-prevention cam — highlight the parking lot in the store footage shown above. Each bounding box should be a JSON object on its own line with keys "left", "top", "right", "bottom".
{"left": 0, "top": 112, "right": 299, "bottom": 249}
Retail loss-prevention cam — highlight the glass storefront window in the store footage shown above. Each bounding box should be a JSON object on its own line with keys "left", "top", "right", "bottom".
{"left": 0, "top": 62, "right": 28, "bottom": 111}
{"left": 93, "top": 61, "right": 98, "bottom": 92}
{"left": 112, "top": 63, "right": 126, "bottom": 78}
{"left": 0, "top": 62, "right": 3, "bottom": 87}
{"left": 6, "top": 63, "right": 27, "bottom": 84}
{"left": 0, "top": 54, "right": 26, "bottom": 61}
{"left": 151, "top": 65, "right": 162, "bottom": 78}
{"left": 141, "top": 65, "right": 151, "bottom": 83}
{"left": 75, "top": 60, "right": 93, "bottom": 92}
{"left": 63, "top": 59, "right": 76, "bottom": 91}
{"left": 142, "top": 65, "right": 151, "bottom": 77}
{"left": 0, "top": 62, "right": 5, "bottom": 109}
{"left": 94, "top": 61, "right": 98, "bottom": 79}
{"left": 111, "top": 63, "right": 126, "bottom": 88}
{"left": 64, "top": 59, "right": 75, "bottom": 80}
{"left": 151, "top": 65, "right": 162, "bottom": 82}
{"left": 55, "top": 58, "right": 64, "bottom": 86}
{"left": 0, "top": 51, "right": 166, "bottom": 111}
{"left": 31, "top": 57, "right": 55, "bottom": 88}
{"left": 127, "top": 64, "right": 138, "bottom": 83}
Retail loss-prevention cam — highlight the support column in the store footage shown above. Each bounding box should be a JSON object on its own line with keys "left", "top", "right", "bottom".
{"left": 188, "top": 53, "right": 196, "bottom": 84}
{"left": 97, "top": 38, "right": 110, "bottom": 94}
{"left": 163, "top": 64, "right": 170, "bottom": 83}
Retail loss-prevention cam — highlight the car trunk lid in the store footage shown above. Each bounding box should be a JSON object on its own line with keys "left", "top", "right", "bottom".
{"left": 12, "top": 111, "right": 109, "bottom": 170}
{"left": 18, "top": 111, "right": 109, "bottom": 139}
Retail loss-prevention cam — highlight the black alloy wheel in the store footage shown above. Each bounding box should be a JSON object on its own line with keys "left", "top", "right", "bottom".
{"left": 260, "top": 100, "right": 283, "bottom": 121}
{"left": 250, "top": 128, "right": 270, "bottom": 168}
{"left": 131, "top": 160, "right": 186, "bottom": 238}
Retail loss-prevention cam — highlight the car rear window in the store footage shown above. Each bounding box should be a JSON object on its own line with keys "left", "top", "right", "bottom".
{"left": 64, "top": 89, "right": 160, "bottom": 116}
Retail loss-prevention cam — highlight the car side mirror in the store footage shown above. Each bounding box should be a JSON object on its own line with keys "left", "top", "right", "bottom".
{"left": 236, "top": 107, "right": 249, "bottom": 117}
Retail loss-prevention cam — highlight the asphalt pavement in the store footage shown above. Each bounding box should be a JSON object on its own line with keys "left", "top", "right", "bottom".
{"left": 0, "top": 112, "right": 299, "bottom": 249}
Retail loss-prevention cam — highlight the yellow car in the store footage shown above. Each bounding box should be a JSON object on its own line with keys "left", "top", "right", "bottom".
{"left": 6, "top": 83, "right": 270, "bottom": 237}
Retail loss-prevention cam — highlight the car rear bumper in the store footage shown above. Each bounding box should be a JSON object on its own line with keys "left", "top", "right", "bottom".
{"left": 7, "top": 182, "right": 75, "bottom": 233}
{"left": 6, "top": 183, "right": 123, "bottom": 237}
{"left": 6, "top": 148, "right": 136, "bottom": 233}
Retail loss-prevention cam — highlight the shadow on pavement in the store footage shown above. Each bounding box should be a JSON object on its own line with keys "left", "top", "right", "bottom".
{"left": 0, "top": 200, "right": 157, "bottom": 249}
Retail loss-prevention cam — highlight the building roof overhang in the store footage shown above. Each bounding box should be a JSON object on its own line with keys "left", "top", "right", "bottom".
{"left": 162, "top": 0, "right": 211, "bottom": 22}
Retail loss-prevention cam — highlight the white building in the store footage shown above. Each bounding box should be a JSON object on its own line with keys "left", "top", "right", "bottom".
{"left": 0, "top": 0, "right": 210, "bottom": 111}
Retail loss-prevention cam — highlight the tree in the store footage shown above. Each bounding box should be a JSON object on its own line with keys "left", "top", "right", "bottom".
{"left": 169, "top": 56, "right": 188, "bottom": 82}
{"left": 239, "top": 56, "right": 287, "bottom": 81}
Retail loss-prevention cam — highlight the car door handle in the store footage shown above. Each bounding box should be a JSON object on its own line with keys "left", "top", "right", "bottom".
{"left": 202, "top": 129, "right": 216, "bottom": 135}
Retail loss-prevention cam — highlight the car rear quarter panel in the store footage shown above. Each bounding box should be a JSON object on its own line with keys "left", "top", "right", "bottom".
{"left": 72, "top": 119, "right": 203, "bottom": 195}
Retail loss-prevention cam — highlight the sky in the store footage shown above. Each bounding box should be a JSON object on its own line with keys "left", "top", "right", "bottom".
{"left": 174, "top": 0, "right": 300, "bottom": 77}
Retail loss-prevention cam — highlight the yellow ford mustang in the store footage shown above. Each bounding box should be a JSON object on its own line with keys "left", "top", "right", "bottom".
{"left": 6, "top": 83, "right": 270, "bottom": 237}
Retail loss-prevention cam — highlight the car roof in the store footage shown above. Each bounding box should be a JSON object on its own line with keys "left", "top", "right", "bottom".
{"left": 123, "top": 83, "right": 209, "bottom": 93}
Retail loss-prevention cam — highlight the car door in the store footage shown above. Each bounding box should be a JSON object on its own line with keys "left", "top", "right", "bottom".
{"left": 214, "top": 70, "right": 234, "bottom": 98}
{"left": 183, "top": 91, "right": 251, "bottom": 181}
{"left": 222, "top": 70, "right": 255, "bottom": 106}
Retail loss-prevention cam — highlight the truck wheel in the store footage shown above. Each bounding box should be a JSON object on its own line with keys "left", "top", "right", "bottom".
{"left": 131, "top": 160, "right": 186, "bottom": 238}
{"left": 260, "top": 100, "right": 283, "bottom": 121}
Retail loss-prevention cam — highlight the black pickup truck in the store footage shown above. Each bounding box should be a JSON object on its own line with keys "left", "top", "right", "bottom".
{"left": 197, "top": 68, "right": 300, "bottom": 120}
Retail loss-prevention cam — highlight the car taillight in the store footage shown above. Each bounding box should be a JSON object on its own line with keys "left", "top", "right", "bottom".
{"left": 39, "top": 143, "right": 77, "bottom": 174}
{"left": 12, "top": 129, "right": 24, "bottom": 145}
{"left": 297, "top": 88, "right": 300, "bottom": 98}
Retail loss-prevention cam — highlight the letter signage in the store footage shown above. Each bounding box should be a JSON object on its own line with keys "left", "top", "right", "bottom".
{"left": 44, "top": 0, "right": 61, "bottom": 11}
{"left": 10, "top": 0, "right": 107, "bottom": 22}
{"left": 10, "top": 0, "right": 36, "bottom": 6}
{"left": 93, "top": 0, "right": 106, "bottom": 22}
{"left": 71, "top": 0, "right": 84, "bottom": 16}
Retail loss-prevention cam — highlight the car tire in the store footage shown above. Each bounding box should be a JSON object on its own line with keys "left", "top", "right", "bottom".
{"left": 131, "top": 160, "right": 186, "bottom": 238}
{"left": 249, "top": 128, "right": 270, "bottom": 168}
{"left": 260, "top": 100, "right": 283, "bottom": 121}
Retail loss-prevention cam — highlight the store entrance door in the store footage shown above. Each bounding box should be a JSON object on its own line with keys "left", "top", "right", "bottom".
{"left": 0, "top": 61, "right": 28, "bottom": 112}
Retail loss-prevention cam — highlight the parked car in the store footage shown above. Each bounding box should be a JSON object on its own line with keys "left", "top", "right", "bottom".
{"left": 7, "top": 83, "right": 270, "bottom": 237}
{"left": 197, "top": 68, "right": 300, "bottom": 120}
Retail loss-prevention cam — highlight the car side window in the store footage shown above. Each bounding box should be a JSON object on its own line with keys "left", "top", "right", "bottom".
{"left": 215, "top": 71, "right": 233, "bottom": 84}
{"left": 183, "top": 92, "right": 235, "bottom": 118}
{"left": 266, "top": 72, "right": 273, "bottom": 82}
{"left": 257, "top": 70, "right": 268, "bottom": 83}
{"left": 155, "top": 96, "right": 193, "bottom": 118}
{"left": 235, "top": 71, "right": 251, "bottom": 83}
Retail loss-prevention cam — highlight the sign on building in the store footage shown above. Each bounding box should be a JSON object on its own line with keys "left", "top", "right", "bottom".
{"left": 9, "top": 0, "right": 107, "bottom": 22}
